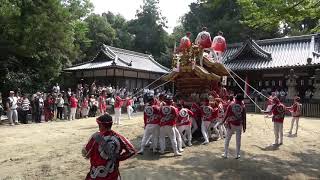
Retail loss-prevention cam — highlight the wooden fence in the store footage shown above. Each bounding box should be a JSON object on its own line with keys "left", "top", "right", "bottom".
{"left": 246, "top": 102, "right": 320, "bottom": 117}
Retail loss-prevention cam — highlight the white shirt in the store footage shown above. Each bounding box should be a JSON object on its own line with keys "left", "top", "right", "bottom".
{"left": 39, "top": 97, "right": 44, "bottom": 108}
{"left": 56, "top": 97, "right": 64, "bottom": 107}
{"left": 8, "top": 96, "right": 18, "bottom": 110}
{"left": 110, "top": 98, "right": 115, "bottom": 106}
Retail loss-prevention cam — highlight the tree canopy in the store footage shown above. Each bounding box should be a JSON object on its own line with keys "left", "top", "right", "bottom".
{"left": 238, "top": 0, "right": 320, "bottom": 36}
{"left": 128, "top": 0, "right": 169, "bottom": 57}
{"left": 0, "top": 0, "right": 94, "bottom": 93}
{"left": 180, "top": 0, "right": 281, "bottom": 43}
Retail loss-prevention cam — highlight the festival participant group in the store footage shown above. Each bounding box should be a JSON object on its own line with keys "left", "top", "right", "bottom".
{"left": 136, "top": 89, "right": 302, "bottom": 158}
{"left": 137, "top": 90, "right": 246, "bottom": 158}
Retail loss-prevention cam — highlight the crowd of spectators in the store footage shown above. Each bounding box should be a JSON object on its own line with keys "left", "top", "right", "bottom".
{"left": 0, "top": 81, "right": 168, "bottom": 126}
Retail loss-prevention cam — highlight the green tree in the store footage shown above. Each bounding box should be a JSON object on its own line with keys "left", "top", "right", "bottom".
{"left": 102, "top": 12, "right": 134, "bottom": 50}
{"left": 0, "top": 0, "right": 93, "bottom": 93}
{"left": 128, "top": 0, "right": 169, "bottom": 57}
{"left": 182, "top": 0, "right": 279, "bottom": 43}
{"left": 238, "top": 0, "right": 320, "bottom": 36}
{"left": 84, "top": 14, "right": 116, "bottom": 60}
{"left": 170, "top": 24, "right": 186, "bottom": 45}
{"left": 63, "top": 0, "right": 93, "bottom": 19}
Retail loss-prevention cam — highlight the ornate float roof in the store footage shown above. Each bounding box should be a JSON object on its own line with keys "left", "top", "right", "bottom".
{"left": 223, "top": 34, "right": 320, "bottom": 70}
{"left": 65, "top": 45, "right": 170, "bottom": 74}
{"left": 164, "top": 65, "right": 221, "bottom": 82}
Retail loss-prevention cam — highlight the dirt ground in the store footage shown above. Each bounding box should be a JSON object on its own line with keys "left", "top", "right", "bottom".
{"left": 0, "top": 113, "right": 319, "bottom": 180}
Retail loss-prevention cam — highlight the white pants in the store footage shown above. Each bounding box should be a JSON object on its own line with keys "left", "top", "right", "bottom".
{"left": 114, "top": 108, "right": 121, "bottom": 124}
{"left": 145, "top": 134, "right": 153, "bottom": 146}
{"left": 289, "top": 117, "right": 299, "bottom": 134}
{"left": 70, "top": 107, "right": 77, "bottom": 120}
{"left": 174, "top": 126, "right": 183, "bottom": 151}
{"left": 178, "top": 125, "right": 192, "bottom": 146}
{"left": 191, "top": 118, "right": 198, "bottom": 134}
{"left": 139, "top": 124, "right": 160, "bottom": 152}
{"left": 127, "top": 106, "right": 133, "bottom": 120}
{"left": 81, "top": 108, "right": 89, "bottom": 117}
{"left": 64, "top": 106, "right": 70, "bottom": 120}
{"left": 201, "top": 121, "right": 212, "bottom": 143}
{"left": 274, "top": 122, "right": 283, "bottom": 144}
{"left": 8, "top": 109, "right": 18, "bottom": 124}
{"left": 214, "top": 120, "right": 226, "bottom": 139}
{"left": 159, "top": 126, "right": 179, "bottom": 154}
{"left": 224, "top": 125, "right": 242, "bottom": 157}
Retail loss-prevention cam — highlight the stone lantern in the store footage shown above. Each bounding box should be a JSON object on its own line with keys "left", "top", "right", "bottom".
{"left": 312, "top": 69, "right": 320, "bottom": 100}
{"left": 285, "top": 69, "right": 298, "bottom": 100}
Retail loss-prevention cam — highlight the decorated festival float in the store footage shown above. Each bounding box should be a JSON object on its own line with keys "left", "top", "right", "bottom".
{"left": 161, "top": 34, "right": 231, "bottom": 139}
{"left": 163, "top": 44, "right": 229, "bottom": 105}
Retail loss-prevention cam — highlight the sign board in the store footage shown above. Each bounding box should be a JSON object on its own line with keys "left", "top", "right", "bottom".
{"left": 222, "top": 76, "right": 227, "bottom": 86}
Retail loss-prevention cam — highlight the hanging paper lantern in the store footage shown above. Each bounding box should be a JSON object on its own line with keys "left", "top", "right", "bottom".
{"left": 178, "top": 36, "right": 191, "bottom": 52}
{"left": 212, "top": 35, "right": 227, "bottom": 52}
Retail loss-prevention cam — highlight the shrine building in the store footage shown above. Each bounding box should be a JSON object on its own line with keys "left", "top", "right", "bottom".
{"left": 222, "top": 34, "right": 320, "bottom": 100}
{"left": 64, "top": 45, "right": 170, "bottom": 90}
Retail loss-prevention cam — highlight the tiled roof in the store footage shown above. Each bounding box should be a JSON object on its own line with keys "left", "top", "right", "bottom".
{"left": 223, "top": 34, "right": 320, "bottom": 70}
{"left": 65, "top": 45, "right": 170, "bottom": 73}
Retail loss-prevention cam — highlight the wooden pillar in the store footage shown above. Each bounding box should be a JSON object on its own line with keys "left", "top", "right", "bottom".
{"left": 136, "top": 72, "right": 138, "bottom": 89}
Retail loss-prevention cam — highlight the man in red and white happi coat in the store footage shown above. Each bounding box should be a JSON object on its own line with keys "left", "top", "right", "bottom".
{"left": 137, "top": 98, "right": 160, "bottom": 154}
{"left": 287, "top": 96, "right": 302, "bottom": 136}
{"left": 195, "top": 27, "right": 212, "bottom": 67}
{"left": 221, "top": 94, "right": 246, "bottom": 159}
{"left": 81, "top": 95, "right": 90, "bottom": 118}
{"left": 178, "top": 32, "right": 192, "bottom": 53}
{"left": 263, "top": 97, "right": 286, "bottom": 145}
{"left": 217, "top": 82, "right": 228, "bottom": 101}
{"left": 211, "top": 31, "right": 227, "bottom": 61}
{"left": 159, "top": 97, "right": 183, "bottom": 156}
{"left": 82, "top": 114, "right": 136, "bottom": 180}
{"left": 125, "top": 96, "right": 134, "bottom": 120}
{"left": 200, "top": 99, "right": 219, "bottom": 145}
{"left": 176, "top": 104, "right": 194, "bottom": 147}
{"left": 190, "top": 102, "right": 201, "bottom": 134}
{"left": 114, "top": 94, "right": 125, "bottom": 125}
{"left": 215, "top": 98, "right": 227, "bottom": 139}
{"left": 223, "top": 95, "right": 234, "bottom": 112}
{"left": 99, "top": 91, "right": 107, "bottom": 115}
{"left": 264, "top": 92, "right": 276, "bottom": 117}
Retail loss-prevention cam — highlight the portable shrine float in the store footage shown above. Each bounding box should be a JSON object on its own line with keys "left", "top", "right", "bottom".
{"left": 163, "top": 45, "right": 229, "bottom": 103}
